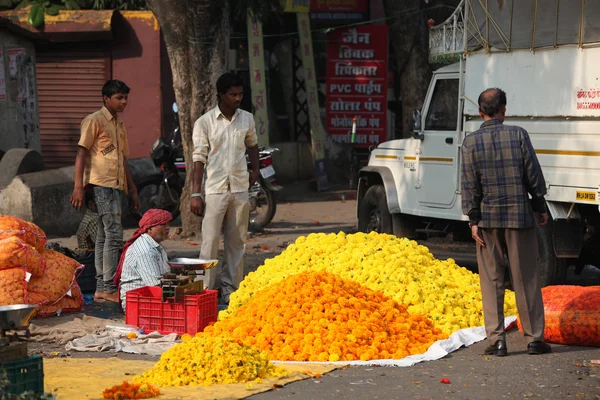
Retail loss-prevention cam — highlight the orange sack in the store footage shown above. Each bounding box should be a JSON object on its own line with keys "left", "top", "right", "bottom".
{"left": 0, "top": 267, "right": 27, "bottom": 306}
{"left": 37, "top": 281, "right": 84, "bottom": 318}
{"left": 0, "top": 237, "right": 47, "bottom": 277}
{"left": 518, "top": 285, "right": 600, "bottom": 347}
{"left": 0, "top": 216, "right": 47, "bottom": 252}
{"left": 28, "top": 249, "right": 83, "bottom": 304}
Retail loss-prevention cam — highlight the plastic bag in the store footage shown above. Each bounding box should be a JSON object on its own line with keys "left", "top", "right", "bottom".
{"left": 28, "top": 249, "right": 83, "bottom": 304}
{"left": 0, "top": 216, "right": 47, "bottom": 252}
{"left": 0, "top": 267, "right": 27, "bottom": 306}
{"left": 0, "top": 236, "right": 47, "bottom": 277}
{"left": 518, "top": 285, "right": 600, "bottom": 347}
{"left": 37, "top": 281, "right": 84, "bottom": 318}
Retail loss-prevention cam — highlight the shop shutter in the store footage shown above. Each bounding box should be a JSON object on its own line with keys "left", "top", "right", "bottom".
{"left": 36, "top": 49, "right": 110, "bottom": 169}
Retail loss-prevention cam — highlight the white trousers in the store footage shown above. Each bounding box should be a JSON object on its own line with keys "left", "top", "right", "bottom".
{"left": 200, "top": 192, "right": 249, "bottom": 301}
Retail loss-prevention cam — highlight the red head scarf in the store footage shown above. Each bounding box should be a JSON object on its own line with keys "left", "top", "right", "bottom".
{"left": 114, "top": 209, "right": 173, "bottom": 287}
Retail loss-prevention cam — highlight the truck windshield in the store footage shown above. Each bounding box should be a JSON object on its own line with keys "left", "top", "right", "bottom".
{"left": 425, "top": 78, "right": 459, "bottom": 131}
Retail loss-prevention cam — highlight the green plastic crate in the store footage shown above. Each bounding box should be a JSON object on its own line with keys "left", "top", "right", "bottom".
{"left": 0, "top": 355, "right": 44, "bottom": 394}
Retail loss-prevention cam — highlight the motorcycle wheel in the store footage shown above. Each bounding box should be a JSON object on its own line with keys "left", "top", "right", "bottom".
{"left": 135, "top": 179, "right": 182, "bottom": 221}
{"left": 249, "top": 182, "right": 276, "bottom": 228}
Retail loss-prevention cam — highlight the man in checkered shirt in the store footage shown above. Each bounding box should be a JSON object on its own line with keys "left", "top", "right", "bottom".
{"left": 461, "top": 88, "right": 551, "bottom": 357}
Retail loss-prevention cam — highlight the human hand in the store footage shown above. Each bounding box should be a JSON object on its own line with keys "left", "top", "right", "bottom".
{"left": 129, "top": 190, "right": 140, "bottom": 214}
{"left": 249, "top": 170, "right": 260, "bottom": 188}
{"left": 471, "top": 225, "right": 485, "bottom": 247}
{"left": 536, "top": 212, "right": 548, "bottom": 227}
{"left": 70, "top": 186, "right": 85, "bottom": 210}
{"left": 191, "top": 197, "right": 205, "bottom": 217}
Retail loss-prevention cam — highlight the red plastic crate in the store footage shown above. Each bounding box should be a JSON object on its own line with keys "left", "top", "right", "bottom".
{"left": 125, "top": 287, "right": 218, "bottom": 336}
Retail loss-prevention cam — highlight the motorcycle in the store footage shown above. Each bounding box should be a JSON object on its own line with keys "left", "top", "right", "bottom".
{"left": 139, "top": 103, "right": 281, "bottom": 228}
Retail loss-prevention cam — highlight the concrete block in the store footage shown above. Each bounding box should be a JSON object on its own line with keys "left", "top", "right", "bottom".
{"left": 0, "top": 158, "right": 160, "bottom": 237}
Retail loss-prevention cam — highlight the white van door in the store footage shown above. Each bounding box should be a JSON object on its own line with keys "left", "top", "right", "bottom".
{"left": 416, "top": 75, "right": 460, "bottom": 208}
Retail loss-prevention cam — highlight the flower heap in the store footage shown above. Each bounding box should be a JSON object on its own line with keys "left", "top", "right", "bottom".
{"left": 223, "top": 232, "right": 518, "bottom": 336}
{"left": 206, "top": 270, "right": 446, "bottom": 361}
{"left": 135, "top": 333, "right": 288, "bottom": 387}
{"left": 102, "top": 381, "right": 160, "bottom": 399}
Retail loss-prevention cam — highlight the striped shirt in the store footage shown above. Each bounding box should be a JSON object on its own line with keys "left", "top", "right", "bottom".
{"left": 461, "top": 119, "right": 547, "bottom": 229}
{"left": 119, "top": 234, "right": 170, "bottom": 310}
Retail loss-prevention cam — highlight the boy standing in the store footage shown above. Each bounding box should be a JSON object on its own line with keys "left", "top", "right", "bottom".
{"left": 70, "top": 80, "right": 140, "bottom": 303}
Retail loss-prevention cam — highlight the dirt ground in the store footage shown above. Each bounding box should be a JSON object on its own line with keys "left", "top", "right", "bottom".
{"left": 29, "top": 190, "right": 600, "bottom": 399}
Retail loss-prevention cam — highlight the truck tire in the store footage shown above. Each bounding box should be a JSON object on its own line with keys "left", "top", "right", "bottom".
{"left": 358, "top": 185, "right": 393, "bottom": 234}
{"left": 536, "top": 222, "right": 568, "bottom": 287}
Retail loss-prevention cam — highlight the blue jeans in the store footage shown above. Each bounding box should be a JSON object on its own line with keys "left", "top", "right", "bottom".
{"left": 93, "top": 187, "right": 123, "bottom": 294}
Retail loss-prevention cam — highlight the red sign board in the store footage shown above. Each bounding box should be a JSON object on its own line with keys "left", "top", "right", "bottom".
{"left": 326, "top": 25, "right": 389, "bottom": 147}
{"left": 310, "top": 0, "right": 368, "bottom": 12}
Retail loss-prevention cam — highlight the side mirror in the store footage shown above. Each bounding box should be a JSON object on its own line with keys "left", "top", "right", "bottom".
{"left": 172, "top": 102, "right": 178, "bottom": 113}
{"left": 410, "top": 109, "right": 424, "bottom": 140}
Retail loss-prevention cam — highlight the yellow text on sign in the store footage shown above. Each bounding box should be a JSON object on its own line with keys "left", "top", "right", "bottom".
{"left": 576, "top": 191, "right": 596, "bottom": 202}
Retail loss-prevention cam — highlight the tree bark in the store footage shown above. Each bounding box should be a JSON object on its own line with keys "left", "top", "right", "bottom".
{"left": 146, "top": 0, "right": 230, "bottom": 237}
{"left": 383, "top": 0, "right": 432, "bottom": 138}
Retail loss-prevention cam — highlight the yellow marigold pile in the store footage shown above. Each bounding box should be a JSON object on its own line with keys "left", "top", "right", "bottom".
{"left": 135, "top": 333, "right": 288, "bottom": 387}
{"left": 223, "top": 232, "right": 518, "bottom": 335}
{"left": 206, "top": 270, "right": 446, "bottom": 361}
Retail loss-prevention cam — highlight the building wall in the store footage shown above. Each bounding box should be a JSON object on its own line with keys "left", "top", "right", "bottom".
{"left": 0, "top": 30, "right": 40, "bottom": 154}
{"left": 111, "top": 11, "right": 163, "bottom": 160}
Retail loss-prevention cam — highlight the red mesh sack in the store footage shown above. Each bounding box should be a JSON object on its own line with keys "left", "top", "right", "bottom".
{"left": 28, "top": 249, "right": 83, "bottom": 304}
{"left": 37, "top": 281, "right": 84, "bottom": 318}
{"left": 0, "top": 237, "right": 47, "bottom": 277}
{"left": 0, "top": 216, "right": 47, "bottom": 252}
{"left": 0, "top": 267, "right": 27, "bottom": 306}
{"left": 518, "top": 285, "right": 600, "bottom": 347}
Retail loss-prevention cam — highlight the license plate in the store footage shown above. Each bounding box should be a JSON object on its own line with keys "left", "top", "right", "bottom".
{"left": 576, "top": 191, "right": 596, "bottom": 202}
{"left": 260, "top": 165, "right": 275, "bottom": 178}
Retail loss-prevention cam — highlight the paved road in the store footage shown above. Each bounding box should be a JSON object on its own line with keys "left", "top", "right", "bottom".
{"left": 47, "top": 198, "right": 600, "bottom": 399}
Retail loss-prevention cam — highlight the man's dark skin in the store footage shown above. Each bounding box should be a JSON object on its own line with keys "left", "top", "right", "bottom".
{"left": 70, "top": 92, "right": 140, "bottom": 213}
{"left": 190, "top": 86, "right": 260, "bottom": 216}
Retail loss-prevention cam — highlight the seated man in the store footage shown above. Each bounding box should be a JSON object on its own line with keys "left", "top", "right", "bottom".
{"left": 74, "top": 190, "right": 98, "bottom": 257}
{"left": 115, "top": 209, "right": 173, "bottom": 310}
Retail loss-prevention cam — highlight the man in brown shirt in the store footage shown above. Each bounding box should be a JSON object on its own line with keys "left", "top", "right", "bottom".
{"left": 461, "top": 88, "right": 551, "bottom": 356}
{"left": 70, "top": 80, "right": 140, "bottom": 303}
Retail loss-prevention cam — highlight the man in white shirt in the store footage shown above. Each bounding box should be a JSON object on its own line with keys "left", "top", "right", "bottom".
{"left": 191, "top": 72, "right": 260, "bottom": 306}
{"left": 117, "top": 209, "right": 173, "bottom": 311}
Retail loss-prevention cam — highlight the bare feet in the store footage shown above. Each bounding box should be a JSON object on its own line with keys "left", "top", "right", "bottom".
{"left": 103, "top": 292, "right": 120, "bottom": 303}
{"left": 94, "top": 292, "right": 105, "bottom": 301}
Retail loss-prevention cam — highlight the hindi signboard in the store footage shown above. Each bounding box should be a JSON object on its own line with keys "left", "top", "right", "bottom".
{"left": 310, "top": 0, "right": 368, "bottom": 21}
{"left": 247, "top": 12, "right": 270, "bottom": 146}
{"left": 297, "top": 12, "right": 329, "bottom": 190}
{"left": 326, "top": 25, "right": 388, "bottom": 148}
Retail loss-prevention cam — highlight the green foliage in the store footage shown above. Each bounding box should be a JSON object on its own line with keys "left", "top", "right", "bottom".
{"left": 1, "top": 0, "right": 146, "bottom": 26}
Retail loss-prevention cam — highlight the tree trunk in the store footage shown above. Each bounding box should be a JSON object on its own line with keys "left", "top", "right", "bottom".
{"left": 383, "top": 0, "right": 432, "bottom": 138}
{"left": 146, "top": 0, "right": 230, "bottom": 237}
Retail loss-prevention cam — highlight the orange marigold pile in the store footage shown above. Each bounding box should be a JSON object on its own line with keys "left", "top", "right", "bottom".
{"left": 205, "top": 270, "right": 446, "bottom": 362}
{"left": 102, "top": 381, "right": 160, "bottom": 399}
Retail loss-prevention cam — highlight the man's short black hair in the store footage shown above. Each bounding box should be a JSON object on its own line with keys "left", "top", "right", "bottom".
{"left": 478, "top": 88, "right": 507, "bottom": 117}
{"left": 216, "top": 72, "right": 243, "bottom": 95}
{"left": 102, "top": 80, "right": 130, "bottom": 99}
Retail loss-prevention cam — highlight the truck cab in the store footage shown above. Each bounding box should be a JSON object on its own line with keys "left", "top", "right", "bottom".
{"left": 357, "top": 0, "right": 600, "bottom": 287}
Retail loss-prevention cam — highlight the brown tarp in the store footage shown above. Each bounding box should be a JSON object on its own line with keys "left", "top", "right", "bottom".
{"left": 466, "top": 0, "right": 600, "bottom": 51}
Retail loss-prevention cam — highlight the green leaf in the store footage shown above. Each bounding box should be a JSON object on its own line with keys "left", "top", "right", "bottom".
{"left": 64, "top": 0, "right": 79, "bottom": 9}
{"left": 45, "top": 4, "right": 59, "bottom": 14}
{"left": 28, "top": 3, "right": 45, "bottom": 27}
{"left": 42, "top": 0, "right": 49, "bottom": 6}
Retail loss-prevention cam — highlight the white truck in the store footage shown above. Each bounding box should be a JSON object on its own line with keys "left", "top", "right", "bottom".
{"left": 357, "top": 0, "right": 600, "bottom": 286}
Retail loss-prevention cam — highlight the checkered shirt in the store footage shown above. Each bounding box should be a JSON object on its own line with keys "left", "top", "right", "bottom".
{"left": 461, "top": 119, "right": 547, "bottom": 229}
